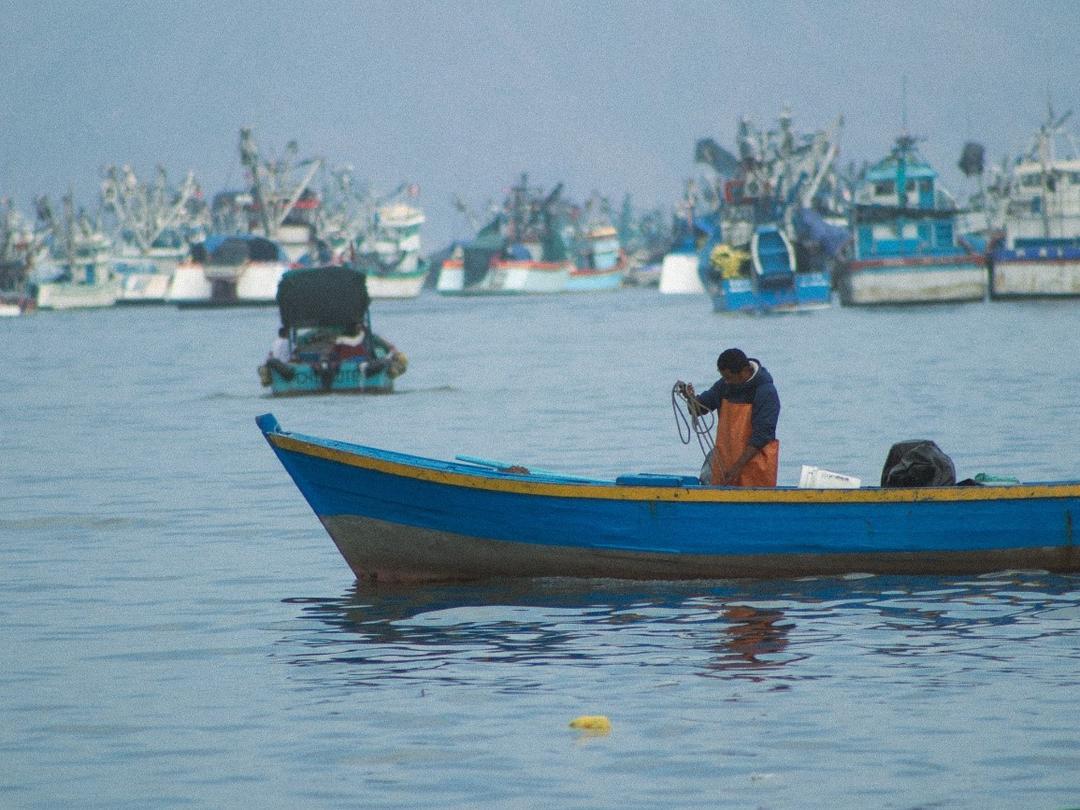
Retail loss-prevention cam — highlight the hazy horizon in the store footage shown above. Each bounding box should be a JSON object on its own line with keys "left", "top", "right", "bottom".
{"left": 2, "top": 0, "right": 1076, "bottom": 249}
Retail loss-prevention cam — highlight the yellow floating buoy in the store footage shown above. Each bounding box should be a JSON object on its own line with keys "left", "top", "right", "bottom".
{"left": 569, "top": 715, "right": 612, "bottom": 733}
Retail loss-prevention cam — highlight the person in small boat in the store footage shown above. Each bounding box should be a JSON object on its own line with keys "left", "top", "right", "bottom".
{"left": 270, "top": 326, "right": 291, "bottom": 363}
{"left": 261, "top": 326, "right": 296, "bottom": 382}
{"left": 675, "top": 348, "right": 780, "bottom": 487}
{"left": 333, "top": 322, "right": 395, "bottom": 375}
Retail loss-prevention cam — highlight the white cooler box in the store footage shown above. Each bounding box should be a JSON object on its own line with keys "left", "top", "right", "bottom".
{"left": 798, "top": 465, "right": 861, "bottom": 489}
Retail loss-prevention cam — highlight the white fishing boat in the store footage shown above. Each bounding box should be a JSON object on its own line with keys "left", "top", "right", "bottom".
{"left": 990, "top": 108, "right": 1080, "bottom": 298}
{"left": 437, "top": 175, "right": 573, "bottom": 295}
{"left": 356, "top": 199, "right": 430, "bottom": 298}
{"left": 165, "top": 258, "right": 212, "bottom": 304}
{"left": 659, "top": 184, "right": 707, "bottom": 294}
{"left": 166, "top": 130, "right": 319, "bottom": 307}
{"left": 34, "top": 195, "right": 119, "bottom": 310}
{"left": 658, "top": 252, "right": 705, "bottom": 293}
{"left": 101, "top": 165, "right": 203, "bottom": 304}
{"left": 167, "top": 234, "right": 289, "bottom": 307}
{"left": 239, "top": 128, "right": 323, "bottom": 263}
{"left": 112, "top": 249, "right": 183, "bottom": 304}
{"left": 437, "top": 254, "right": 570, "bottom": 295}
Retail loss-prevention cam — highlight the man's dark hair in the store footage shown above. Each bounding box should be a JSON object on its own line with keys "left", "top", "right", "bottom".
{"left": 717, "top": 348, "right": 749, "bottom": 372}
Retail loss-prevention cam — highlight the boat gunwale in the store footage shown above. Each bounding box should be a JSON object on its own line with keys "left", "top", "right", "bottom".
{"left": 264, "top": 427, "right": 1080, "bottom": 505}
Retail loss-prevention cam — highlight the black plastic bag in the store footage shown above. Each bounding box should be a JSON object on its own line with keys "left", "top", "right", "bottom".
{"left": 881, "top": 440, "right": 956, "bottom": 487}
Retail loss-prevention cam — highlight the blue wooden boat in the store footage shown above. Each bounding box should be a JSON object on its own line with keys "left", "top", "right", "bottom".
{"left": 257, "top": 414, "right": 1080, "bottom": 582}
{"left": 258, "top": 265, "right": 405, "bottom": 396}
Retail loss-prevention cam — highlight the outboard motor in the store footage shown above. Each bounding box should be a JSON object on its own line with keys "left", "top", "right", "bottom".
{"left": 881, "top": 440, "right": 956, "bottom": 487}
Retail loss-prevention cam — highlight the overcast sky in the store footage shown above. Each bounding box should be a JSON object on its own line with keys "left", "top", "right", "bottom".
{"left": 2, "top": 0, "right": 1076, "bottom": 248}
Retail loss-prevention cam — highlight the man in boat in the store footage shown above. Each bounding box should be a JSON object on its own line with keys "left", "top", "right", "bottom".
{"left": 675, "top": 348, "right": 780, "bottom": 487}
{"left": 332, "top": 322, "right": 396, "bottom": 376}
{"left": 260, "top": 326, "right": 295, "bottom": 383}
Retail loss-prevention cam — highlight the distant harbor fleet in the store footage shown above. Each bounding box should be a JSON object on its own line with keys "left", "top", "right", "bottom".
{"left": 2, "top": 106, "right": 1080, "bottom": 316}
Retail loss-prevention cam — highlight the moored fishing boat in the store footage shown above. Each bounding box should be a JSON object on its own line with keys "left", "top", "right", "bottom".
{"left": 0, "top": 199, "right": 40, "bottom": 313}
{"left": 702, "top": 223, "right": 833, "bottom": 313}
{"left": 436, "top": 253, "right": 569, "bottom": 295}
{"left": 989, "top": 108, "right": 1080, "bottom": 298}
{"left": 355, "top": 200, "right": 430, "bottom": 299}
{"left": 258, "top": 415, "right": 1080, "bottom": 583}
{"left": 101, "top": 165, "right": 203, "bottom": 304}
{"left": 436, "top": 174, "right": 573, "bottom": 295}
{"left": 694, "top": 110, "right": 846, "bottom": 312}
{"left": 257, "top": 265, "right": 406, "bottom": 396}
{"left": 112, "top": 229, "right": 196, "bottom": 304}
{"left": 839, "top": 134, "right": 986, "bottom": 305}
{"left": 32, "top": 193, "right": 119, "bottom": 310}
{"left": 566, "top": 198, "right": 627, "bottom": 291}
{"left": 658, "top": 184, "right": 708, "bottom": 294}
{"left": 168, "top": 234, "right": 290, "bottom": 307}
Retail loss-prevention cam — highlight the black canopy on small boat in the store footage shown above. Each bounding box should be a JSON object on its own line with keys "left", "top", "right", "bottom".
{"left": 276, "top": 265, "right": 370, "bottom": 329}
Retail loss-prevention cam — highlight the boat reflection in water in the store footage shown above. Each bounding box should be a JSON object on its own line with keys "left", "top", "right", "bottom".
{"left": 275, "top": 572, "right": 1075, "bottom": 687}
{"left": 708, "top": 604, "right": 794, "bottom": 677}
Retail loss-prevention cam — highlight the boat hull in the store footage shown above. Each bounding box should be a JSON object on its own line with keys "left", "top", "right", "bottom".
{"left": 320, "top": 512, "right": 1076, "bottom": 582}
{"left": 365, "top": 269, "right": 428, "bottom": 299}
{"left": 839, "top": 255, "right": 987, "bottom": 305}
{"left": 990, "top": 246, "right": 1080, "bottom": 298}
{"left": 267, "top": 360, "right": 392, "bottom": 396}
{"left": 168, "top": 261, "right": 287, "bottom": 306}
{"left": 564, "top": 266, "right": 625, "bottom": 292}
{"left": 712, "top": 272, "right": 831, "bottom": 313}
{"left": 165, "top": 262, "right": 212, "bottom": 304}
{"left": 436, "top": 259, "right": 570, "bottom": 295}
{"left": 258, "top": 416, "right": 1080, "bottom": 582}
{"left": 658, "top": 252, "right": 705, "bottom": 294}
{"left": 36, "top": 279, "right": 119, "bottom": 310}
{"left": 117, "top": 270, "right": 172, "bottom": 304}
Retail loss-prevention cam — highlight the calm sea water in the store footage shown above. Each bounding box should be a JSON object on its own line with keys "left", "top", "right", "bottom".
{"left": 3, "top": 290, "right": 1080, "bottom": 808}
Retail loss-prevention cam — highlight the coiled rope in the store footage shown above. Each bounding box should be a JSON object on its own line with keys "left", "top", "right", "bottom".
{"left": 671, "top": 382, "right": 715, "bottom": 460}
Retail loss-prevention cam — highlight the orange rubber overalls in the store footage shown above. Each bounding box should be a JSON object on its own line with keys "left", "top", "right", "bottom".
{"left": 709, "top": 400, "right": 780, "bottom": 487}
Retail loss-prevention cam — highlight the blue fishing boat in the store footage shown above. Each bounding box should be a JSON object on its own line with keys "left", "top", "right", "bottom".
{"left": 566, "top": 194, "right": 627, "bottom": 291}
{"left": 701, "top": 223, "right": 832, "bottom": 313}
{"left": 694, "top": 111, "right": 846, "bottom": 312}
{"left": 257, "top": 266, "right": 406, "bottom": 396}
{"left": 257, "top": 414, "right": 1080, "bottom": 582}
{"left": 565, "top": 224, "right": 626, "bottom": 291}
{"left": 840, "top": 134, "right": 987, "bottom": 305}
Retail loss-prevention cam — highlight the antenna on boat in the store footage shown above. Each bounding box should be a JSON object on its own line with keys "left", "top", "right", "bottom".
{"left": 901, "top": 75, "right": 909, "bottom": 137}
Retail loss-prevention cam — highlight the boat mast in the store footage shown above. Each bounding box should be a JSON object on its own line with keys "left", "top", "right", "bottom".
{"left": 239, "top": 128, "right": 324, "bottom": 240}
{"left": 101, "top": 165, "right": 199, "bottom": 254}
{"left": 1033, "top": 103, "right": 1074, "bottom": 239}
